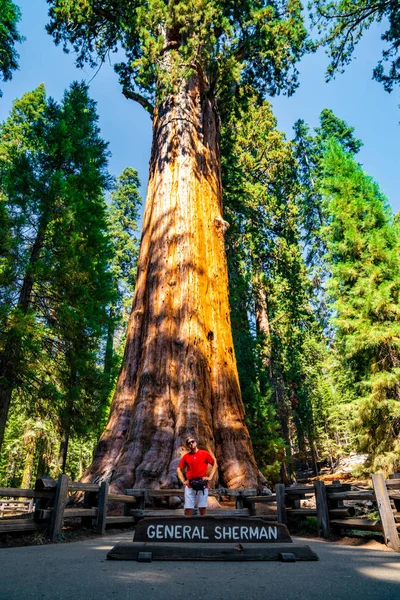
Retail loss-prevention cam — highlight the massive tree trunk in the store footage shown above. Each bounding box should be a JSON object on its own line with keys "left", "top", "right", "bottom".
{"left": 83, "top": 74, "right": 261, "bottom": 492}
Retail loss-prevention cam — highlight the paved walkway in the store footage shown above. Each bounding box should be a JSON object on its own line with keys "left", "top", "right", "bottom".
{"left": 1, "top": 531, "right": 400, "bottom": 600}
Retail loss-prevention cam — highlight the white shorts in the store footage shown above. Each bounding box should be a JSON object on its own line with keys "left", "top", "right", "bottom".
{"left": 184, "top": 485, "right": 209, "bottom": 509}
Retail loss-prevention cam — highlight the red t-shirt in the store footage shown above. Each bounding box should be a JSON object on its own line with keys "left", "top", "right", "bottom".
{"left": 178, "top": 449, "right": 215, "bottom": 487}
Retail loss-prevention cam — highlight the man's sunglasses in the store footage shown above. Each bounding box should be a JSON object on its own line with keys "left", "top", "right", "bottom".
{"left": 187, "top": 440, "right": 196, "bottom": 445}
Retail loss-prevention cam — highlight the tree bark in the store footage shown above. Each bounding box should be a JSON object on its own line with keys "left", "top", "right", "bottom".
{"left": 254, "top": 281, "right": 294, "bottom": 484}
{"left": 254, "top": 275, "right": 273, "bottom": 397}
{"left": 21, "top": 440, "right": 36, "bottom": 489}
{"left": 59, "top": 430, "right": 70, "bottom": 475}
{"left": 83, "top": 74, "right": 260, "bottom": 491}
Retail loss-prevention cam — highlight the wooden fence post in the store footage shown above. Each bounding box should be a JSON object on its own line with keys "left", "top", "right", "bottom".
{"left": 388, "top": 473, "right": 400, "bottom": 512}
{"left": 49, "top": 474, "right": 69, "bottom": 542}
{"left": 137, "top": 490, "right": 146, "bottom": 510}
{"left": 235, "top": 491, "right": 244, "bottom": 510}
{"left": 96, "top": 481, "right": 109, "bottom": 535}
{"left": 276, "top": 484, "right": 287, "bottom": 525}
{"left": 81, "top": 488, "right": 98, "bottom": 527}
{"left": 372, "top": 472, "right": 400, "bottom": 552}
{"left": 314, "top": 481, "right": 330, "bottom": 539}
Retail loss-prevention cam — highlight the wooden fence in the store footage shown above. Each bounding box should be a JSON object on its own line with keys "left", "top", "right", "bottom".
{"left": 241, "top": 475, "right": 400, "bottom": 552}
{"left": 0, "top": 498, "right": 34, "bottom": 518}
{"left": 0, "top": 479, "right": 254, "bottom": 540}
{"left": 1, "top": 473, "right": 400, "bottom": 551}
{"left": 0, "top": 476, "right": 137, "bottom": 541}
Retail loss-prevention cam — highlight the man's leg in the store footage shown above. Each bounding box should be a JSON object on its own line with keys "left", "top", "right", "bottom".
{"left": 184, "top": 486, "right": 195, "bottom": 516}
{"left": 197, "top": 488, "right": 209, "bottom": 516}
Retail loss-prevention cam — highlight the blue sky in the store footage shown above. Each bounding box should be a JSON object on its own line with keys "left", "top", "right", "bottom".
{"left": 1, "top": 1, "right": 399, "bottom": 212}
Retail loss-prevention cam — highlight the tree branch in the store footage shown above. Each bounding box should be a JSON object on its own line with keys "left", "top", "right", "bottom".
{"left": 329, "top": 6, "right": 382, "bottom": 71}
{"left": 122, "top": 87, "right": 154, "bottom": 116}
{"left": 315, "top": 1, "right": 386, "bottom": 22}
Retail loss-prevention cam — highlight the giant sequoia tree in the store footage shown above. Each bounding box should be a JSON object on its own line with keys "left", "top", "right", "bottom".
{"left": 47, "top": 0, "right": 308, "bottom": 490}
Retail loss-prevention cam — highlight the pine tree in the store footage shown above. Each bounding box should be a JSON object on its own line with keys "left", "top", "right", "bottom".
{"left": 290, "top": 111, "right": 367, "bottom": 469}
{"left": 0, "top": 83, "right": 115, "bottom": 466}
{"left": 293, "top": 109, "right": 362, "bottom": 273}
{"left": 0, "top": 85, "right": 50, "bottom": 451}
{"left": 222, "top": 89, "right": 320, "bottom": 482}
{"left": 321, "top": 141, "right": 400, "bottom": 470}
{"left": 0, "top": 0, "right": 23, "bottom": 96}
{"left": 100, "top": 168, "right": 142, "bottom": 432}
{"left": 34, "top": 82, "right": 115, "bottom": 471}
{"left": 107, "top": 168, "right": 142, "bottom": 351}
{"left": 222, "top": 89, "right": 285, "bottom": 481}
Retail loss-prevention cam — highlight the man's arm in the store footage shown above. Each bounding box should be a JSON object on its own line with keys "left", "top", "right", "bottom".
{"left": 205, "top": 457, "right": 218, "bottom": 482}
{"left": 177, "top": 466, "right": 189, "bottom": 487}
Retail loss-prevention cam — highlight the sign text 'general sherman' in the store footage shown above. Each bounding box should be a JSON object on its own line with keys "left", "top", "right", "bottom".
{"left": 134, "top": 516, "right": 292, "bottom": 544}
{"left": 147, "top": 523, "right": 278, "bottom": 541}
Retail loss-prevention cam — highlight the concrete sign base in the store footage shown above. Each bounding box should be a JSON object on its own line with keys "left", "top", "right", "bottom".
{"left": 107, "top": 516, "right": 318, "bottom": 562}
{"left": 108, "top": 540, "right": 318, "bottom": 561}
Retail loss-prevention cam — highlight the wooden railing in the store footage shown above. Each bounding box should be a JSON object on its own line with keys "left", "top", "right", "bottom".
{"left": 0, "top": 480, "right": 255, "bottom": 540}
{"left": 0, "top": 498, "right": 34, "bottom": 518}
{"left": 0, "top": 477, "right": 135, "bottom": 541}
{"left": 1, "top": 474, "right": 399, "bottom": 551}
{"left": 241, "top": 475, "right": 400, "bottom": 552}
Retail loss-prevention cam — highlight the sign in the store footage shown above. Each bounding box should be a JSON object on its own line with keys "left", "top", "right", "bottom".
{"left": 134, "top": 516, "right": 292, "bottom": 544}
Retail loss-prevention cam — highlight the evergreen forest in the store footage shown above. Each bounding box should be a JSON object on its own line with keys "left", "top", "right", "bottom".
{"left": 0, "top": 0, "right": 399, "bottom": 489}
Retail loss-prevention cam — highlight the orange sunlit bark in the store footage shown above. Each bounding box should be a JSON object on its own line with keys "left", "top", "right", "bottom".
{"left": 84, "top": 75, "right": 260, "bottom": 491}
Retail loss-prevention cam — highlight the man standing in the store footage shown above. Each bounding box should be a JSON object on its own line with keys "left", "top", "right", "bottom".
{"left": 177, "top": 437, "right": 217, "bottom": 516}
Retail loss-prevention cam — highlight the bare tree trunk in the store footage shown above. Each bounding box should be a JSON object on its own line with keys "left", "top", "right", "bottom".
{"left": 83, "top": 74, "right": 260, "bottom": 491}
{"left": 254, "top": 280, "right": 295, "bottom": 485}
{"left": 21, "top": 443, "right": 36, "bottom": 489}
{"left": 312, "top": 441, "right": 320, "bottom": 476}
{"left": 36, "top": 453, "right": 48, "bottom": 479}
{"left": 0, "top": 387, "right": 12, "bottom": 455}
{"left": 59, "top": 429, "right": 70, "bottom": 474}
{"left": 254, "top": 275, "right": 272, "bottom": 397}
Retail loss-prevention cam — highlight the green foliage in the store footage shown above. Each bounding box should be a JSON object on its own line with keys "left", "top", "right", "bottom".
{"left": 293, "top": 109, "right": 362, "bottom": 275}
{"left": 0, "top": 79, "right": 143, "bottom": 481}
{"left": 0, "top": 82, "right": 117, "bottom": 472}
{"left": 98, "top": 168, "right": 142, "bottom": 432}
{"left": 108, "top": 167, "right": 141, "bottom": 321}
{"left": 0, "top": 0, "right": 23, "bottom": 96}
{"left": 300, "top": 333, "right": 357, "bottom": 466}
{"left": 222, "top": 88, "right": 323, "bottom": 481}
{"left": 321, "top": 141, "right": 400, "bottom": 469}
{"left": 310, "top": 0, "right": 400, "bottom": 92}
{"left": 0, "top": 84, "right": 52, "bottom": 416}
{"left": 47, "top": 0, "right": 309, "bottom": 109}
{"left": 0, "top": 398, "right": 97, "bottom": 486}
{"left": 296, "top": 515, "right": 318, "bottom": 534}
{"left": 292, "top": 109, "right": 363, "bottom": 340}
